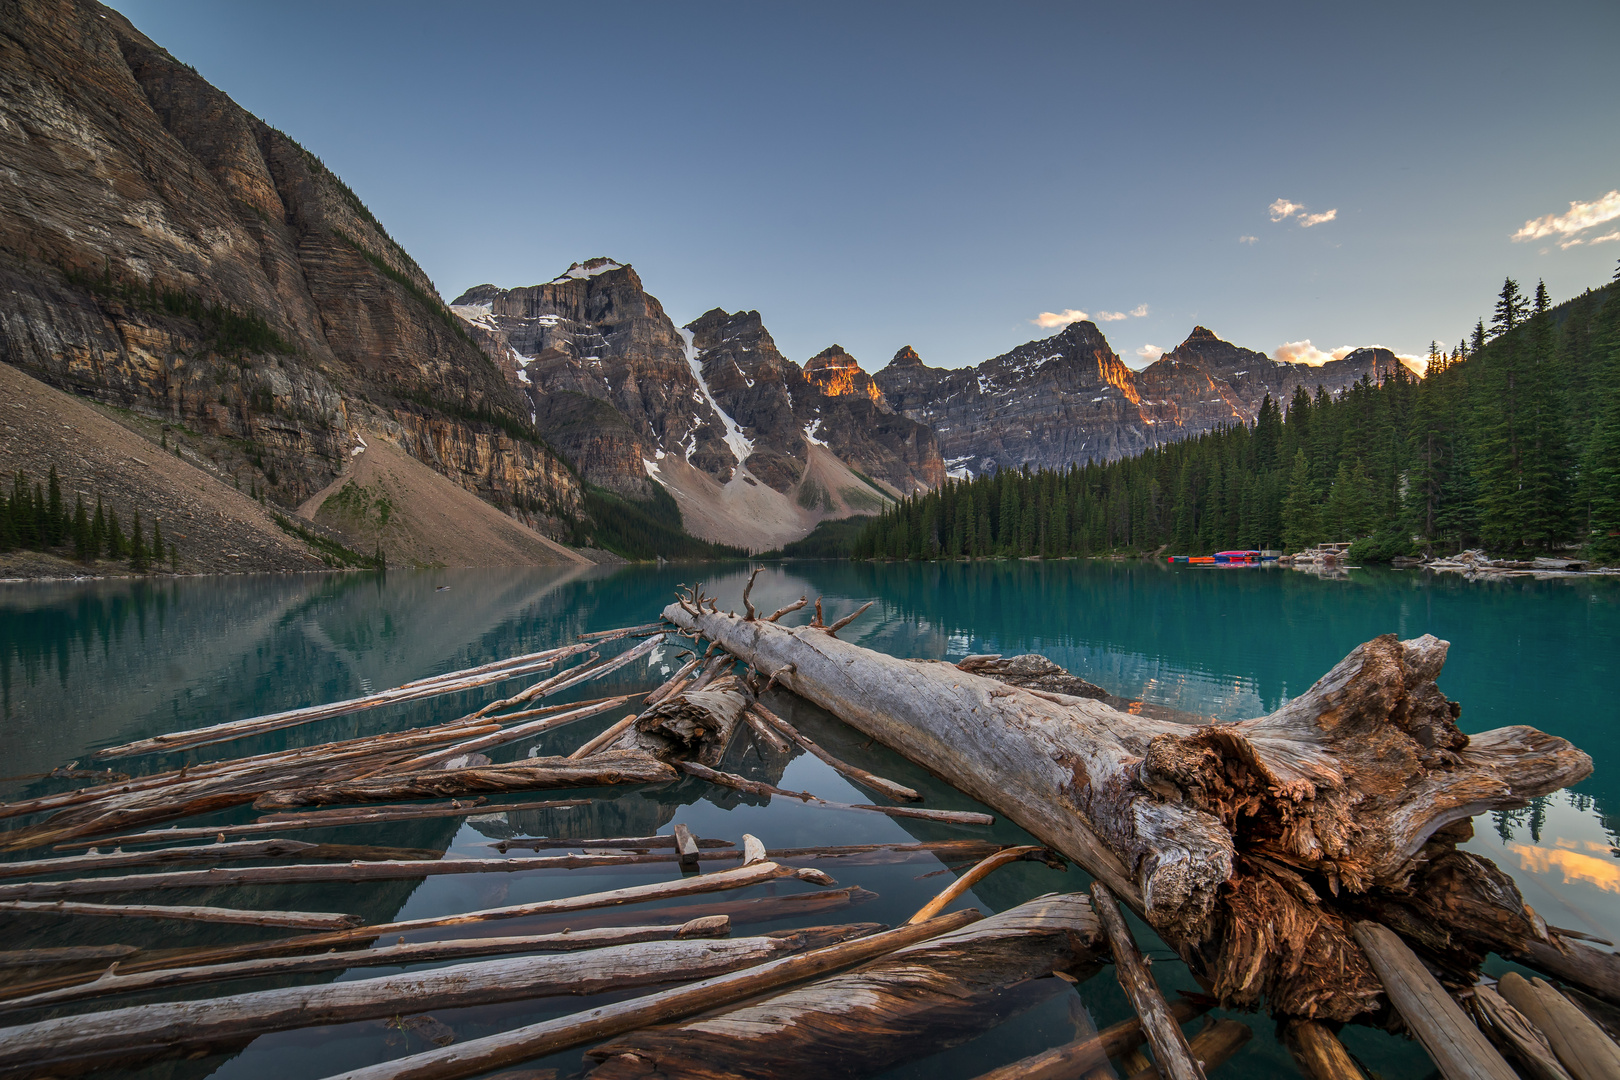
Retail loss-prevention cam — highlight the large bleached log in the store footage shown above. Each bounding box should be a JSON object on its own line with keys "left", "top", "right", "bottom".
{"left": 584, "top": 893, "right": 1105, "bottom": 1080}
{"left": 252, "top": 749, "right": 676, "bottom": 810}
{"left": 664, "top": 604, "right": 1592, "bottom": 1020}
{"left": 0, "top": 928, "right": 865, "bottom": 1072}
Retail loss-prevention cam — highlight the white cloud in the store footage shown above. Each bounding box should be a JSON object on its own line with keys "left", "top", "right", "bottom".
{"left": 1512, "top": 189, "right": 1620, "bottom": 242}
{"left": 1239, "top": 235, "right": 1258, "bottom": 245}
{"left": 1275, "top": 340, "right": 1428, "bottom": 375}
{"left": 1033, "top": 309, "right": 1088, "bottom": 329}
{"left": 1592, "top": 230, "right": 1620, "bottom": 245}
{"left": 1136, "top": 344, "right": 1164, "bottom": 363}
{"left": 1096, "top": 310, "right": 1128, "bottom": 322}
{"left": 1299, "top": 209, "right": 1338, "bottom": 228}
{"left": 1269, "top": 199, "right": 1303, "bottom": 222}
{"left": 1273, "top": 340, "right": 1355, "bottom": 366}
{"left": 1130, "top": 304, "right": 1150, "bottom": 317}
{"left": 1560, "top": 238, "right": 1585, "bottom": 249}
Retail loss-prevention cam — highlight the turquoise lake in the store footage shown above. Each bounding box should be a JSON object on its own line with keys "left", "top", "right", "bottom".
{"left": 1, "top": 561, "right": 1617, "bottom": 1079}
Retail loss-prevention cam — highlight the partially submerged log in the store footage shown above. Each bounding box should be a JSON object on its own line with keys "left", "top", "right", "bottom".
{"left": 318, "top": 910, "right": 980, "bottom": 1080}
{"left": 665, "top": 603, "right": 1591, "bottom": 1019}
{"left": 0, "top": 945, "right": 139, "bottom": 970}
{"left": 253, "top": 749, "right": 676, "bottom": 811}
{"left": 747, "top": 701, "right": 920, "bottom": 802}
{"left": 1497, "top": 971, "right": 1620, "bottom": 1080}
{"left": 1468, "top": 984, "right": 1574, "bottom": 1080}
{"left": 969, "top": 995, "right": 1211, "bottom": 1080}
{"left": 0, "top": 899, "right": 361, "bottom": 930}
{"left": 1349, "top": 922, "right": 1517, "bottom": 1080}
{"left": 0, "top": 928, "right": 869, "bottom": 1072}
{"left": 0, "top": 863, "right": 834, "bottom": 1002}
{"left": 1126, "top": 1020, "right": 1252, "bottom": 1080}
{"left": 585, "top": 893, "right": 1105, "bottom": 1080}
{"left": 676, "top": 760, "right": 994, "bottom": 825}
{"left": 1093, "top": 881, "right": 1206, "bottom": 1080}
{"left": 65, "top": 797, "right": 592, "bottom": 848}
{"left": 0, "top": 839, "right": 441, "bottom": 879}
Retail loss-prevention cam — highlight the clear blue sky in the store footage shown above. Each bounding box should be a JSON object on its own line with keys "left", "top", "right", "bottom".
{"left": 112, "top": 1, "right": 1620, "bottom": 370}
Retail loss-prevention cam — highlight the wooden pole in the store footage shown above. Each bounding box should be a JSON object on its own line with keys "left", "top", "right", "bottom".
{"left": 315, "top": 911, "right": 982, "bottom": 1080}
{"left": 747, "top": 701, "right": 920, "bottom": 802}
{"left": 1349, "top": 922, "right": 1518, "bottom": 1080}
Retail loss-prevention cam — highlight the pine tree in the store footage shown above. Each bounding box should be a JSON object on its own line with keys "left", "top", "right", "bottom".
{"left": 90, "top": 496, "right": 105, "bottom": 560}
{"left": 1583, "top": 399, "right": 1620, "bottom": 563}
{"left": 0, "top": 485, "right": 13, "bottom": 552}
{"left": 46, "top": 467, "right": 64, "bottom": 546}
{"left": 106, "top": 509, "right": 124, "bottom": 559}
{"left": 152, "top": 519, "right": 164, "bottom": 570}
{"left": 1491, "top": 278, "right": 1530, "bottom": 339}
{"left": 129, "top": 511, "right": 147, "bottom": 571}
{"left": 1281, "top": 450, "right": 1322, "bottom": 552}
{"left": 72, "top": 495, "right": 90, "bottom": 561}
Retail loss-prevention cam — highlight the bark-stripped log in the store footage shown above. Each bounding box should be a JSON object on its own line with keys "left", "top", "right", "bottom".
{"left": 1125, "top": 1020, "right": 1252, "bottom": 1080}
{"left": 1467, "top": 984, "right": 1574, "bottom": 1080}
{"left": 0, "top": 864, "right": 835, "bottom": 1002}
{"left": 584, "top": 893, "right": 1105, "bottom": 1080}
{"left": 0, "top": 928, "right": 867, "bottom": 1072}
{"left": 0, "top": 917, "right": 743, "bottom": 1016}
{"left": 252, "top": 749, "right": 676, "bottom": 811}
{"left": 1498, "top": 972, "right": 1620, "bottom": 1080}
{"left": 748, "top": 701, "right": 920, "bottom": 801}
{"left": 0, "top": 900, "right": 361, "bottom": 930}
{"left": 1092, "top": 882, "right": 1206, "bottom": 1080}
{"left": 0, "top": 839, "right": 441, "bottom": 879}
{"left": 665, "top": 604, "right": 1591, "bottom": 1019}
{"left": 676, "top": 761, "right": 994, "bottom": 825}
{"left": 319, "top": 911, "right": 980, "bottom": 1080}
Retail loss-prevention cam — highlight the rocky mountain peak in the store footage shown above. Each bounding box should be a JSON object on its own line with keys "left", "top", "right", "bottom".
{"left": 804, "top": 346, "right": 887, "bottom": 407}
{"left": 550, "top": 257, "right": 629, "bottom": 283}
{"left": 887, "top": 345, "right": 925, "bottom": 369}
{"left": 1185, "top": 325, "right": 1220, "bottom": 343}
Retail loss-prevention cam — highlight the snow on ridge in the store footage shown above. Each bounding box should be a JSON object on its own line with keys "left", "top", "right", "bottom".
{"left": 450, "top": 303, "right": 497, "bottom": 331}
{"left": 679, "top": 328, "right": 754, "bottom": 464}
{"left": 804, "top": 418, "right": 828, "bottom": 447}
{"left": 552, "top": 260, "right": 625, "bottom": 282}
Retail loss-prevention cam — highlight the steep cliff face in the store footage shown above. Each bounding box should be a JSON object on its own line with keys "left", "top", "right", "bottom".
{"left": 875, "top": 324, "right": 1410, "bottom": 475}
{"left": 0, "top": 0, "right": 580, "bottom": 538}
{"left": 875, "top": 322, "right": 1149, "bottom": 475}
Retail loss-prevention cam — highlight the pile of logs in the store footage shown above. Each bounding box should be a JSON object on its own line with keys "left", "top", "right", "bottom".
{"left": 0, "top": 575, "right": 1610, "bottom": 1080}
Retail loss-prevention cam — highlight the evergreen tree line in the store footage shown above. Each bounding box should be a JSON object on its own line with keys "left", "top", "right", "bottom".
{"left": 852, "top": 272, "right": 1620, "bottom": 563}
{"left": 0, "top": 468, "right": 177, "bottom": 572}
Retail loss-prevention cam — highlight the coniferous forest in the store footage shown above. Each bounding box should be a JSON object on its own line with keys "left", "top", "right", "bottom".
{"left": 852, "top": 272, "right": 1620, "bottom": 564}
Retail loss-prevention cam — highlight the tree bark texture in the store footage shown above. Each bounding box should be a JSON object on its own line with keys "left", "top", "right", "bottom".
{"left": 664, "top": 605, "right": 1591, "bottom": 1020}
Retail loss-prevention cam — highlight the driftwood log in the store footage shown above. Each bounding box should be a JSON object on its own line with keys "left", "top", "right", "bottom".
{"left": 664, "top": 603, "right": 1592, "bottom": 1020}
{"left": 584, "top": 893, "right": 1104, "bottom": 1079}
{"left": 0, "top": 917, "right": 741, "bottom": 1016}
{"left": 252, "top": 750, "right": 676, "bottom": 811}
{"left": 970, "top": 996, "right": 1211, "bottom": 1080}
{"left": 320, "top": 910, "right": 982, "bottom": 1080}
{"left": 0, "top": 928, "right": 868, "bottom": 1072}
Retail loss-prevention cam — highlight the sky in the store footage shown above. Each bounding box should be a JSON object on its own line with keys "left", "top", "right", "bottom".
{"left": 111, "top": 1, "right": 1620, "bottom": 372}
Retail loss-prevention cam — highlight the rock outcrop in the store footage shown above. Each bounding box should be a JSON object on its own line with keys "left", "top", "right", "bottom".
{"left": 875, "top": 323, "right": 1407, "bottom": 475}
{"left": 0, "top": 0, "right": 581, "bottom": 545}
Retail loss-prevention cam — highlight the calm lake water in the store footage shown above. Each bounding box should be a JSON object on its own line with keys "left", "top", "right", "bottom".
{"left": 1, "top": 561, "right": 1616, "bottom": 1079}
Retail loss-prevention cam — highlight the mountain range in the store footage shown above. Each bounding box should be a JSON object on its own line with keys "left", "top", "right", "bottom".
{"left": 0, "top": 0, "right": 1416, "bottom": 566}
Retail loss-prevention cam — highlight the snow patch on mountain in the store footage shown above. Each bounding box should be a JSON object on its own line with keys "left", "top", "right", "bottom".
{"left": 680, "top": 328, "right": 753, "bottom": 464}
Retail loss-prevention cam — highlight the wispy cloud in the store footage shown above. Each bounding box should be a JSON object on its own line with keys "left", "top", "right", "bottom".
{"left": 1270, "top": 198, "right": 1337, "bottom": 229}
{"left": 1269, "top": 199, "right": 1303, "bottom": 222}
{"left": 1592, "top": 230, "right": 1620, "bottom": 245}
{"left": 1033, "top": 309, "right": 1088, "bottom": 329}
{"left": 1136, "top": 344, "right": 1164, "bottom": 363}
{"left": 1095, "top": 310, "right": 1128, "bottom": 322}
{"left": 1512, "top": 189, "right": 1620, "bottom": 242}
{"left": 1239, "top": 235, "right": 1258, "bottom": 245}
{"left": 1130, "top": 304, "right": 1150, "bottom": 317}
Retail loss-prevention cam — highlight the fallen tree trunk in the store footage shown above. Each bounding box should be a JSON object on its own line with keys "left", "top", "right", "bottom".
{"left": 665, "top": 604, "right": 1592, "bottom": 1020}
{"left": 0, "top": 900, "right": 361, "bottom": 930}
{"left": 584, "top": 893, "right": 1104, "bottom": 1079}
{"left": 0, "top": 839, "right": 441, "bottom": 879}
{"left": 969, "top": 996, "right": 1211, "bottom": 1080}
{"left": 676, "top": 761, "right": 994, "bottom": 825}
{"left": 0, "top": 927, "right": 867, "bottom": 1072}
{"left": 253, "top": 749, "right": 676, "bottom": 811}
